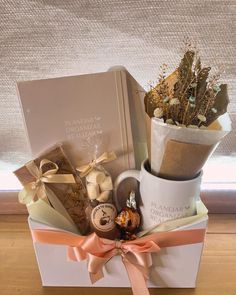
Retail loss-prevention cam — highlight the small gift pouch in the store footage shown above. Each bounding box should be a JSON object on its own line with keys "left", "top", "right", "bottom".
{"left": 14, "top": 144, "right": 89, "bottom": 234}
{"left": 78, "top": 151, "right": 116, "bottom": 203}
{"left": 77, "top": 151, "right": 119, "bottom": 239}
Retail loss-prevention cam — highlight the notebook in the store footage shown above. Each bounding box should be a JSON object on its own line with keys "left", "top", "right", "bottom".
{"left": 17, "top": 68, "right": 147, "bottom": 178}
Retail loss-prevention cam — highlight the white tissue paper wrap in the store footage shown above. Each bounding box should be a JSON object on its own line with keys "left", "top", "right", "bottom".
{"left": 151, "top": 113, "right": 232, "bottom": 179}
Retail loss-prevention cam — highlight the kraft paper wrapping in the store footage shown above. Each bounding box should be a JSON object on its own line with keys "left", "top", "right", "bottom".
{"left": 159, "top": 140, "right": 214, "bottom": 180}
{"left": 14, "top": 145, "right": 89, "bottom": 234}
{"left": 149, "top": 113, "right": 232, "bottom": 180}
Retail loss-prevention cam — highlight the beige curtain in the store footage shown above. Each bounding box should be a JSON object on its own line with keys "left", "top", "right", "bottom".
{"left": 0, "top": 0, "right": 235, "bottom": 171}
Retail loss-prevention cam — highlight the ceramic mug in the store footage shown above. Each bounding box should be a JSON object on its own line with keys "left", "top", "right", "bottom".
{"left": 114, "top": 160, "right": 202, "bottom": 230}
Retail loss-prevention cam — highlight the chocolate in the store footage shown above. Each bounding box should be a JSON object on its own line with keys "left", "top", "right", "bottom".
{"left": 90, "top": 199, "right": 99, "bottom": 208}
{"left": 115, "top": 207, "right": 140, "bottom": 232}
{"left": 89, "top": 203, "right": 119, "bottom": 240}
{"left": 115, "top": 191, "right": 141, "bottom": 240}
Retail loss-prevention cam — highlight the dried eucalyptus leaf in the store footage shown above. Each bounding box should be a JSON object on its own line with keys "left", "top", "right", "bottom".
{"left": 144, "top": 91, "right": 149, "bottom": 113}
{"left": 214, "top": 84, "right": 229, "bottom": 114}
{"left": 206, "top": 84, "right": 229, "bottom": 125}
{"left": 144, "top": 90, "right": 157, "bottom": 118}
{"left": 178, "top": 50, "right": 195, "bottom": 79}
{"left": 196, "top": 67, "right": 211, "bottom": 100}
{"left": 195, "top": 57, "right": 201, "bottom": 72}
{"left": 174, "top": 50, "right": 195, "bottom": 98}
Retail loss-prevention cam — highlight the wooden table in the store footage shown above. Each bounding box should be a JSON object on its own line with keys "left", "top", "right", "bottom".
{"left": 0, "top": 214, "right": 236, "bottom": 295}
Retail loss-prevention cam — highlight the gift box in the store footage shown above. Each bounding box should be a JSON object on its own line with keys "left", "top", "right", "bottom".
{"left": 28, "top": 201, "right": 208, "bottom": 290}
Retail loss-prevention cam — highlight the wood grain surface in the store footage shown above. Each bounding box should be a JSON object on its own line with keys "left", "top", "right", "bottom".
{"left": 0, "top": 214, "right": 236, "bottom": 295}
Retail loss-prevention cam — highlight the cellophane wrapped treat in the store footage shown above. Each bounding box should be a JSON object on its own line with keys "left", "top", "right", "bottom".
{"left": 14, "top": 144, "right": 89, "bottom": 234}
{"left": 115, "top": 191, "right": 141, "bottom": 240}
{"left": 76, "top": 133, "right": 119, "bottom": 239}
{"left": 77, "top": 151, "right": 119, "bottom": 239}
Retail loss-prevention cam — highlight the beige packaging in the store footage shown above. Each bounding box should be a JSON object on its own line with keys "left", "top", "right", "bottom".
{"left": 16, "top": 68, "right": 147, "bottom": 180}
{"left": 14, "top": 145, "right": 89, "bottom": 234}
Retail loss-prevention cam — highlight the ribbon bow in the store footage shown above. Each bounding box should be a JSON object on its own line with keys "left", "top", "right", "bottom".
{"left": 76, "top": 152, "right": 117, "bottom": 178}
{"left": 18, "top": 159, "right": 76, "bottom": 205}
{"left": 31, "top": 228, "right": 206, "bottom": 295}
{"left": 78, "top": 233, "right": 159, "bottom": 295}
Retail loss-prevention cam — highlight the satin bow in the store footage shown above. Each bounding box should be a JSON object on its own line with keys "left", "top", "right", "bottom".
{"left": 78, "top": 233, "right": 160, "bottom": 295}
{"left": 32, "top": 228, "right": 206, "bottom": 295}
{"left": 76, "top": 152, "right": 117, "bottom": 178}
{"left": 18, "top": 159, "right": 76, "bottom": 205}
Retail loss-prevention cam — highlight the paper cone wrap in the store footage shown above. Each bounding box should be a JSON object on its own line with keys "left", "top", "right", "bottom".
{"left": 149, "top": 113, "right": 231, "bottom": 180}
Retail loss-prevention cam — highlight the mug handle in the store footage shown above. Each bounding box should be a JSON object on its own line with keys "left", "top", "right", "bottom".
{"left": 113, "top": 170, "right": 140, "bottom": 211}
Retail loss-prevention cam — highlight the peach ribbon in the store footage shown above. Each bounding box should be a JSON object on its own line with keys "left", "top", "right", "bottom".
{"left": 31, "top": 228, "right": 205, "bottom": 295}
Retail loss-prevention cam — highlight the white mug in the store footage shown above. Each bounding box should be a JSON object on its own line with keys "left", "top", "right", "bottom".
{"left": 114, "top": 160, "right": 202, "bottom": 230}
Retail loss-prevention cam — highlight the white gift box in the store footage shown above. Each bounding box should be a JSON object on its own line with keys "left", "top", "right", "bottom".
{"left": 29, "top": 213, "right": 208, "bottom": 288}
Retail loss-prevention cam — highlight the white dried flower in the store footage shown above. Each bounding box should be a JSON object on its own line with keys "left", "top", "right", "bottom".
{"left": 197, "top": 114, "right": 207, "bottom": 122}
{"left": 163, "top": 96, "right": 170, "bottom": 103}
{"left": 211, "top": 108, "right": 217, "bottom": 113}
{"left": 189, "top": 96, "right": 196, "bottom": 103}
{"left": 191, "top": 83, "right": 197, "bottom": 88}
{"left": 153, "top": 108, "right": 163, "bottom": 118}
{"left": 169, "top": 98, "right": 180, "bottom": 105}
{"left": 213, "top": 85, "right": 221, "bottom": 93}
{"left": 166, "top": 118, "right": 174, "bottom": 125}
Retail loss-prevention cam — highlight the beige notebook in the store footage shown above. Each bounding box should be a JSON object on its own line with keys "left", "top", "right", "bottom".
{"left": 17, "top": 69, "right": 147, "bottom": 178}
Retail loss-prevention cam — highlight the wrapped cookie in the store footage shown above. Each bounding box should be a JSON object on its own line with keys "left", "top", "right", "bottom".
{"left": 14, "top": 144, "right": 89, "bottom": 234}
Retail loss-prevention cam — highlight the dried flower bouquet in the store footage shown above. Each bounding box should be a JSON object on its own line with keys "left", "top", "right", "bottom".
{"left": 144, "top": 43, "right": 231, "bottom": 180}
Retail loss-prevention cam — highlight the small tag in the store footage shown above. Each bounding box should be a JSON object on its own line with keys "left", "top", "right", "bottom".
{"left": 91, "top": 203, "right": 117, "bottom": 232}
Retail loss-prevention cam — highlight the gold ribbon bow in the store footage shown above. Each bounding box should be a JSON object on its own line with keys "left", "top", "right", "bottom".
{"left": 76, "top": 152, "right": 117, "bottom": 178}
{"left": 18, "top": 159, "right": 76, "bottom": 205}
